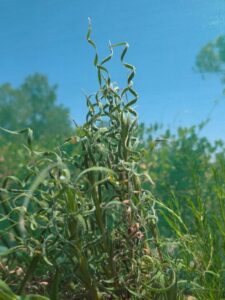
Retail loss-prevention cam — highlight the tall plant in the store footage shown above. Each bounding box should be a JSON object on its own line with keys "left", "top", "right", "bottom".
{"left": 0, "top": 21, "right": 176, "bottom": 299}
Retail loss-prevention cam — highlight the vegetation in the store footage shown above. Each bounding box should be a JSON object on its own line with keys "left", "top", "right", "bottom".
{"left": 0, "top": 22, "right": 224, "bottom": 299}
{"left": 196, "top": 34, "right": 225, "bottom": 94}
{"left": 0, "top": 74, "right": 72, "bottom": 179}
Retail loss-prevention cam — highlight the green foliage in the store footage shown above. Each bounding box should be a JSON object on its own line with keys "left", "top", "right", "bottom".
{"left": 139, "top": 122, "right": 225, "bottom": 298}
{"left": 0, "top": 74, "right": 72, "bottom": 179}
{"left": 0, "top": 74, "right": 71, "bottom": 144}
{"left": 0, "top": 21, "right": 176, "bottom": 299}
{"left": 0, "top": 22, "right": 225, "bottom": 300}
{"left": 140, "top": 122, "right": 224, "bottom": 201}
{"left": 0, "top": 279, "right": 49, "bottom": 300}
{"left": 196, "top": 35, "right": 225, "bottom": 92}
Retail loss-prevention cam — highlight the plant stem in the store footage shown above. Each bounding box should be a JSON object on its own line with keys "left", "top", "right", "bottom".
{"left": 17, "top": 254, "right": 40, "bottom": 295}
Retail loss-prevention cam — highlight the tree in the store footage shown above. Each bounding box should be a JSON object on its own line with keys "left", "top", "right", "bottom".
{"left": 0, "top": 74, "right": 72, "bottom": 178}
{"left": 196, "top": 35, "right": 225, "bottom": 93}
{"left": 0, "top": 74, "right": 72, "bottom": 146}
{"left": 138, "top": 122, "right": 225, "bottom": 232}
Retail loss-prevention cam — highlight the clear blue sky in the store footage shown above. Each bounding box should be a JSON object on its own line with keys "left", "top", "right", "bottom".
{"left": 0, "top": 0, "right": 225, "bottom": 140}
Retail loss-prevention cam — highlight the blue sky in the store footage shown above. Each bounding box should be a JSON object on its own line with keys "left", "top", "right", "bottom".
{"left": 0, "top": 0, "right": 225, "bottom": 140}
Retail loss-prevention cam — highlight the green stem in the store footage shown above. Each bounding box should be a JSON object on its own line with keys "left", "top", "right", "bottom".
{"left": 0, "top": 192, "right": 22, "bottom": 239}
{"left": 17, "top": 255, "right": 40, "bottom": 295}
{"left": 49, "top": 268, "right": 60, "bottom": 300}
{"left": 150, "top": 222, "right": 163, "bottom": 263}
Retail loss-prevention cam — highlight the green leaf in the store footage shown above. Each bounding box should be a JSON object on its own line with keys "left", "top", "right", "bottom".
{"left": 0, "top": 246, "right": 25, "bottom": 257}
{"left": 0, "top": 280, "right": 17, "bottom": 297}
{"left": 20, "top": 295, "right": 49, "bottom": 300}
{"left": 124, "top": 98, "right": 137, "bottom": 109}
{"left": 75, "top": 166, "right": 117, "bottom": 184}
